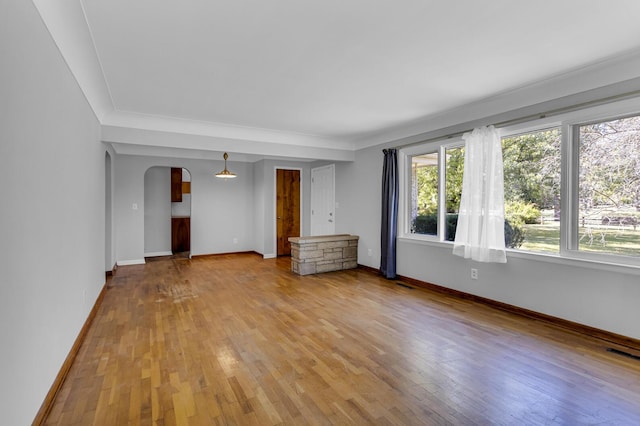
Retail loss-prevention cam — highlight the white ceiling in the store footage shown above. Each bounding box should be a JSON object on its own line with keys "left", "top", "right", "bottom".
{"left": 35, "top": 0, "right": 640, "bottom": 160}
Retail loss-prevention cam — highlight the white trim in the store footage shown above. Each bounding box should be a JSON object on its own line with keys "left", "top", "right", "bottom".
{"left": 103, "top": 125, "right": 355, "bottom": 162}
{"left": 263, "top": 253, "right": 277, "bottom": 259}
{"left": 144, "top": 251, "right": 172, "bottom": 257}
{"left": 399, "top": 138, "right": 464, "bottom": 240}
{"left": 398, "top": 237, "right": 640, "bottom": 276}
{"left": 353, "top": 52, "right": 640, "bottom": 150}
{"left": 116, "top": 258, "right": 146, "bottom": 266}
{"left": 398, "top": 95, "right": 640, "bottom": 271}
{"left": 562, "top": 122, "right": 578, "bottom": 253}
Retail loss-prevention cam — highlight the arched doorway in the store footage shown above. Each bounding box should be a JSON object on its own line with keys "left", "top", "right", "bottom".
{"left": 144, "top": 166, "right": 192, "bottom": 258}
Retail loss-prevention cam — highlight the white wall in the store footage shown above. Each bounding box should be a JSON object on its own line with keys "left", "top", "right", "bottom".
{"left": 114, "top": 156, "right": 256, "bottom": 263}
{"left": 105, "top": 150, "right": 114, "bottom": 270}
{"left": 334, "top": 149, "right": 383, "bottom": 263}
{"left": 396, "top": 242, "right": 640, "bottom": 339}
{"left": 144, "top": 167, "right": 171, "bottom": 255}
{"left": 115, "top": 157, "right": 314, "bottom": 261}
{"left": 336, "top": 128, "right": 640, "bottom": 341}
{"left": 0, "top": 1, "right": 105, "bottom": 423}
{"left": 252, "top": 160, "right": 266, "bottom": 254}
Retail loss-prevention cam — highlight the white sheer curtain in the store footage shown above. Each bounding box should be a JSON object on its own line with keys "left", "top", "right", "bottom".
{"left": 453, "top": 125, "right": 507, "bottom": 263}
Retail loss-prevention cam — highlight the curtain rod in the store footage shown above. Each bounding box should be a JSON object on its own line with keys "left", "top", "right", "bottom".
{"left": 394, "top": 87, "right": 640, "bottom": 150}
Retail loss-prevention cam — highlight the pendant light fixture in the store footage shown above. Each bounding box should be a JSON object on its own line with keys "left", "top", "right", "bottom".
{"left": 215, "top": 152, "right": 236, "bottom": 179}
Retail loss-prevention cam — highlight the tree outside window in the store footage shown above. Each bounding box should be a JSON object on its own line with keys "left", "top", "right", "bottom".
{"left": 410, "top": 152, "right": 438, "bottom": 236}
{"left": 502, "top": 128, "right": 561, "bottom": 253}
{"left": 578, "top": 116, "right": 640, "bottom": 257}
{"left": 406, "top": 110, "right": 640, "bottom": 262}
{"left": 409, "top": 130, "right": 562, "bottom": 251}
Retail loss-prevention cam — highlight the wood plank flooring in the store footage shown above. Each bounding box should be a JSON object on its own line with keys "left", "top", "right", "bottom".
{"left": 44, "top": 253, "right": 640, "bottom": 425}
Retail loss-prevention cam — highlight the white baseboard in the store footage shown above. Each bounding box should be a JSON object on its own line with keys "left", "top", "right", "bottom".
{"left": 144, "top": 251, "right": 173, "bottom": 257}
{"left": 263, "top": 253, "right": 276, "bottom": 259}
{"left": 116, "top": 259, "right": 146, "bottom": 266}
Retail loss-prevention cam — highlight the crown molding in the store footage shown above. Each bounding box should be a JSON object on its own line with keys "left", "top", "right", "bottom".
{"left": 33, "top": 0, "right": 113, "bottom": 121}
{"left": 102, "top": 110, "right": 353, "bottom": 151}
{"left": 103, "top": 125, "right": 354, "bottom": 162}
{"left": 34, "top": 2, "right": 640, "bottom": 159}
{"left": 352, "top": 47, "right": 640, "bottom": 150}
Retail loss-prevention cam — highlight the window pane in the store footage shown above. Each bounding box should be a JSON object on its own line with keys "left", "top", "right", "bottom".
{"left": 578, "top": 116, "right": 640, "bottom": 257}
{"left": 410, "top": 152, "right": 438, "bottom": 235}
{"left": 445, "top": 146, "right": 464, "bottom": 241}
{"left": 502, "top": 128, "right": 561, "bottom": 252}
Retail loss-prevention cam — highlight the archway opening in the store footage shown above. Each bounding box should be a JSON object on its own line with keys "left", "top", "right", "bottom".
{"left": 144, "top": 167, "right": 192, "bottom": 259}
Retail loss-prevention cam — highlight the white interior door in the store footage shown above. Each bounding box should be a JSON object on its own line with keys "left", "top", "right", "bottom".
{"left": 310, "top": 164, "right": 335, "bottom": 235}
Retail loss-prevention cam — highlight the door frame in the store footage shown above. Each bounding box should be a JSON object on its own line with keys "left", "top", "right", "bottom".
{"left": 105, "top": 150, "right": 114, "bottom": 273}
{"left": 143, "top": 166, "right": 192, "bottom": 258}
{"left": 273, "top": 166, "right": 303, "bottom": 257}
{"left": 310, "top": 163, "right": 335, "bottom": 236}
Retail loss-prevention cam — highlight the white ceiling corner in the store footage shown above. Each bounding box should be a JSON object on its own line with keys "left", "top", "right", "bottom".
{"left": 36, "top": 0, "right": 640, "bottom": 160}
{"left": 32, "top": 0, "right": 113, "bottom": 121}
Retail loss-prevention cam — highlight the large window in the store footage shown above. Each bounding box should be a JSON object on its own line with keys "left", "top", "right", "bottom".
{"left": 410, "top": 152, "right": 438, "bottom": 236}
{"left": 576, "top": 115, "right": 640, "bottom": 258}
{"left": 502, "top": 128, "right": 561, "bottom": 253}
{"left": 401, "top": 103, "right": 640, "bottom": 268}
{"left": 409, "top": 146, "right": 463, "bottom": 240}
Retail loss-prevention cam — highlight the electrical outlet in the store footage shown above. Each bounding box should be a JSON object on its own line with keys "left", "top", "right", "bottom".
{"left": 471, "top": 268, "right": 478, "bottom": 280}
{"left": 367, "top": 249, "right": 373, "bottom": 257}
{"left": 233, "top": 238, "right": 238, "bottom": 244}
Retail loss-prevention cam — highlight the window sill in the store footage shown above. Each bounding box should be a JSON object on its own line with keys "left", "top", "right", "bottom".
{"left": 397, "top": 235, "right": 640, "bottom": 276}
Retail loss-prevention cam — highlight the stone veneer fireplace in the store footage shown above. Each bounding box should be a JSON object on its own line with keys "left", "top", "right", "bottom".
{"left": 288, "top": 234, "right": 359, "bottom": 275}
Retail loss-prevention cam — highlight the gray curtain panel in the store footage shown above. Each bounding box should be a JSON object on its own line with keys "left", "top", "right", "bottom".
{"left": 380, "top": 148, "right": 398, "bottom": 279}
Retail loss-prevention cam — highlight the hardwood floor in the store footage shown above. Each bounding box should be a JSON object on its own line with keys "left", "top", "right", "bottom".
{"left": 44, "top": 253, "right": 640, "bottom": 425}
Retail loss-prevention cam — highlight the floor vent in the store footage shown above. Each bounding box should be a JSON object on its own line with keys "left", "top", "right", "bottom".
{"left": 607, "top": 347, "right": 640, "bottom": 361}
{"left": 396, "top": 282, "right": 414, "bottom": 290}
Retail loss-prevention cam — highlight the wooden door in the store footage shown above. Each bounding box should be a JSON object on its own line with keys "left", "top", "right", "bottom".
{"left": 276, "top": 169, "right": 300, "bottom": 256}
